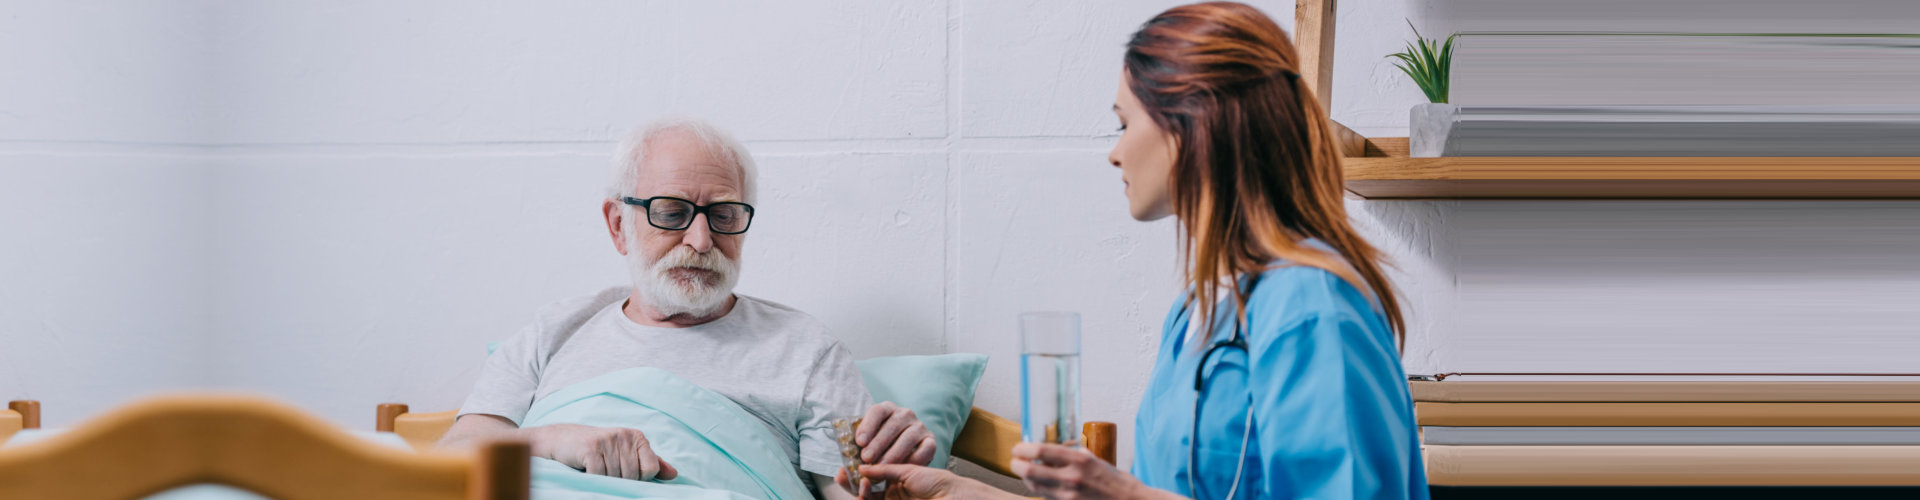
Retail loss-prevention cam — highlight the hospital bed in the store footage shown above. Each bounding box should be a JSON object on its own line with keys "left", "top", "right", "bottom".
{"left": 0, "top": 395, "right": 530, "bottom": 500}
{"left": 377, "top": 403, "right": 1117, "bottom": 479}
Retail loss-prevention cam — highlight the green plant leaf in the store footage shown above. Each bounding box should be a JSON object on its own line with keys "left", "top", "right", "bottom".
{"left": 1438, "top": 34, "right": 1456, "bottom": 103}
{"left": 1385, "top": 20, "right": 1457, "bottom": 103}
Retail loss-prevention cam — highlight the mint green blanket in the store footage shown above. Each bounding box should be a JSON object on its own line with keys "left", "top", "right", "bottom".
{"left": 522, "top": 367, "right": 817, "bottom": 500}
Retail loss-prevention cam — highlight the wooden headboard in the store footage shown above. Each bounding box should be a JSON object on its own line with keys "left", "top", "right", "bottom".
{"left": 0, "top": 395, "right": 527, "bottom": 500}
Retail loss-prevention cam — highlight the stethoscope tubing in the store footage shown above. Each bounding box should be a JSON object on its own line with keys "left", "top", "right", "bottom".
{"left": 1183, "top": 275, "right": 1260, "bottom": 500}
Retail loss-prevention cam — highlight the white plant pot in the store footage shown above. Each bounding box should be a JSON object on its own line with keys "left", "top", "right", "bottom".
{"left": 1410, "top": 103, "right": 1458, "bottom": 158}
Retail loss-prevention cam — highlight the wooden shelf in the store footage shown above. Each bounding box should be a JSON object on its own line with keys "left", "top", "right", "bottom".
{"left": 1341, "top": 137, "right": 1920, "bottom": 199}
{"left": 1286, "top": 3, "right": 1920, "bottom": 200}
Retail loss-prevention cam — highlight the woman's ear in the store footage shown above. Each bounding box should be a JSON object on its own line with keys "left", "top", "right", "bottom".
{"left": 602, "top": 199, "right": 629, "bottom": 255}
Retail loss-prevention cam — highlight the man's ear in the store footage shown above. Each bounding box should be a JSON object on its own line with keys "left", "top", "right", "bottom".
{"left": 602, "top": 199, "right": 628, "bottom": 256}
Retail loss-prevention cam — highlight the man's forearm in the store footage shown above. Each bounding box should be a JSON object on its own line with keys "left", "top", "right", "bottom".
{"left": 436, "top": 414, "right": 542, "bottom": 451}
{"left": 438, "top": 426, "right": 534, "bottom": 450}
{"left": 811, "top": 472, "right": 857, "bottom": 500}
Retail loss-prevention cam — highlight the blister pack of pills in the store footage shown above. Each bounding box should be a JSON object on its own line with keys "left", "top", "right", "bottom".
{"left": 831, "top": 418, "right": 886, "bottom": 494}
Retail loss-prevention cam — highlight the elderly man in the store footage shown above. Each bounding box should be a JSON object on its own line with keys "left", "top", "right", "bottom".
{"left": 439, "top": 117, "right": 933, "bottom": 499}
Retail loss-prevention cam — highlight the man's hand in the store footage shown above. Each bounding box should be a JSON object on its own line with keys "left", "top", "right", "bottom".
{"left": 530, "top": 423, "right": 679, "bottom": 481}
{"left": 857, "top": 401, "right": 937, "bottom": 466}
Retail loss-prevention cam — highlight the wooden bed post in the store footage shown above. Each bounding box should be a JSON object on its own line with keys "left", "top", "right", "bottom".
{"left": 469, "top": 440, "right": 531, "bottom": 500}
{"left": 1082, "top": 422, "right": 1117, "bottom": 465}
{"left": 7, "top": 401, "right": 38, "bottom": 430}
{"left": 377, "top": 402, "right": 409, "bottom": 433}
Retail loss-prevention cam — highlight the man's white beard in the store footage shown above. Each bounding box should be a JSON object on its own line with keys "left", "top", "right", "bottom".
{"left": 627, "top": 228, "right": 739, "bottom": 319}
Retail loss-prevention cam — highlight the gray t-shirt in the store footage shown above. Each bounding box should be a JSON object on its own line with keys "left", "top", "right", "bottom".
{"left": 458, "top": 286, "right": 872, "bottom": 477}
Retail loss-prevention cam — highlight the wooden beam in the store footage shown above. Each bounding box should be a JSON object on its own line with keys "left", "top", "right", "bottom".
{"left": 1295, "top": 0, "right": 1337, "bottom": 111}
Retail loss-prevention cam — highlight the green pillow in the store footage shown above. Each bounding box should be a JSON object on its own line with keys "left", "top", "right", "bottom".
{"left": 856, "top": 353, "right": 989, "bottom": 469}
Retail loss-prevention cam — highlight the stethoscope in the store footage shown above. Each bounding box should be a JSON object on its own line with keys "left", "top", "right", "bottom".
{"left": 1184, "top": 276, "right": 1259, "bottom": 500}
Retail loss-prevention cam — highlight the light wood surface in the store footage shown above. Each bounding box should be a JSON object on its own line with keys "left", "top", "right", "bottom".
{"left": 951, "top": 408, "right": 1024, "bottom": 477}
{"left": 383, "top": 404, "right": 1117, "bottom": 480}
{"left": 943, "top": 409, "right": 1120, "bottom": 478}
{"left": 0, "top": 394, "right": 528, "bottom": 500}
{"left": 1417, "top": 402, "right": 1920, "bottom": 427}
{"left": 395, "top": 409, "right": 462, "bottom": 451}
{"left": 1361, "top": 137, "right": 1410, "bottom": 158}
{"left": 1329, "top": 120, "right": 1367, "bottom": 158}
{"left": 0, "top": 413, "right": 18, "bottom": 444}
{"left": 1424, "top": 444, "right": 1920, "bottom": 486}
{"left": 1345, "top": 156, "right": 1920, "bottom": 198}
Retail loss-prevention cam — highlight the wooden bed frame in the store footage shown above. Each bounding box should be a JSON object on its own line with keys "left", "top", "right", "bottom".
{"left": 0, "top": 395, "right": 530, "bottom": 500}
{"left": 0, "top": 400, "right": 41, "bottom": 444}
{"left": 378, "top": 403, "right": 1116, "bottom": 478}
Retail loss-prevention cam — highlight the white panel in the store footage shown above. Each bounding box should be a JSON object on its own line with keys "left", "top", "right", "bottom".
{"left": 959, "top": 0, "right": 1424, "bottom": 136}
{"left": 209, "top": 154, "right": 626, "bottom": 425}
{"left": 210, "top": 0, "right": 947, "bottom": 144}
{"left": 0, "top": 1, "right": 212, "bottom": 143}
{"left": 0, "top": 158, "right": 212, "bottom": 425}
{"left": 735, "top": 153, "right": 948, "bottom": 360}
{"left": 950, "top": 150, "right": 1182, "bottom": 466}
{"left": 960, "top": 0, "right": 1199, "bottom": 138}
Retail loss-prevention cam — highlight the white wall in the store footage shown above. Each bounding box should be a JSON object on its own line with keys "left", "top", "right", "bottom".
{"left": 5, "top": 0, "right": 1918, "bottom": 472}
{"left": 0, "top": 0, "right": 215, "bottom": 423}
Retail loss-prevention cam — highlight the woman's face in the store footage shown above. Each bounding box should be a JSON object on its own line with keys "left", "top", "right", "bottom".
{"left": 1110, "top": 75, "right": 1179, "bottom": 221}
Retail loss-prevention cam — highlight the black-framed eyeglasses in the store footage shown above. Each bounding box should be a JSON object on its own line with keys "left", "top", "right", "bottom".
{"left": 619, "top": 196, "right": 755, "bottom": 234}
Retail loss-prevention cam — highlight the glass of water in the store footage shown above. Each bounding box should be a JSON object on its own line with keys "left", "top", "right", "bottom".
{"left": 1020, "top": 312, "right": 1082, "bottom": 445}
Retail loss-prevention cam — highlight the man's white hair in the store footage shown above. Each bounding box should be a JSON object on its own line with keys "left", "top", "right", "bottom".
{"left": 607, "top": 115, "right": 758, "bottom": 203}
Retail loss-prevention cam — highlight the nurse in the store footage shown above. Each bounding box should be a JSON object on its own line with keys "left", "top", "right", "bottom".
{"left": 850, "top": 2, "right": 1428, "bottom": 499}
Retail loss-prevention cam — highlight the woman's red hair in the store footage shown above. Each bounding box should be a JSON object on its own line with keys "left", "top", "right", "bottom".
{"left": 1126, "top": 1, "right": 1406, "bottom": 347}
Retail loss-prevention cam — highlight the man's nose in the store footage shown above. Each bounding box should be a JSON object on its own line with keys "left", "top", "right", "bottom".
{"left": 681, "top": 213, "right": 714, "bottom": 252}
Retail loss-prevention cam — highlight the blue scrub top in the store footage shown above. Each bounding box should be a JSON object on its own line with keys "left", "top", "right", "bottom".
{"left": 1131, "top": 259, "right": 1429, "bottom": 499}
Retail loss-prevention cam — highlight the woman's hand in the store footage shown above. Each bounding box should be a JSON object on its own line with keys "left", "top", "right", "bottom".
{"left": 840, "top": 463, "right": 1016, "bottom": 500}
{"left": 1011, "top": 443, "right": 1159, "bottom": 500}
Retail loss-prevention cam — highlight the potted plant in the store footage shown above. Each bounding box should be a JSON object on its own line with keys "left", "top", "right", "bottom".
{"left": 1388, "top": 22, "right": 1457, "bottom": 157}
